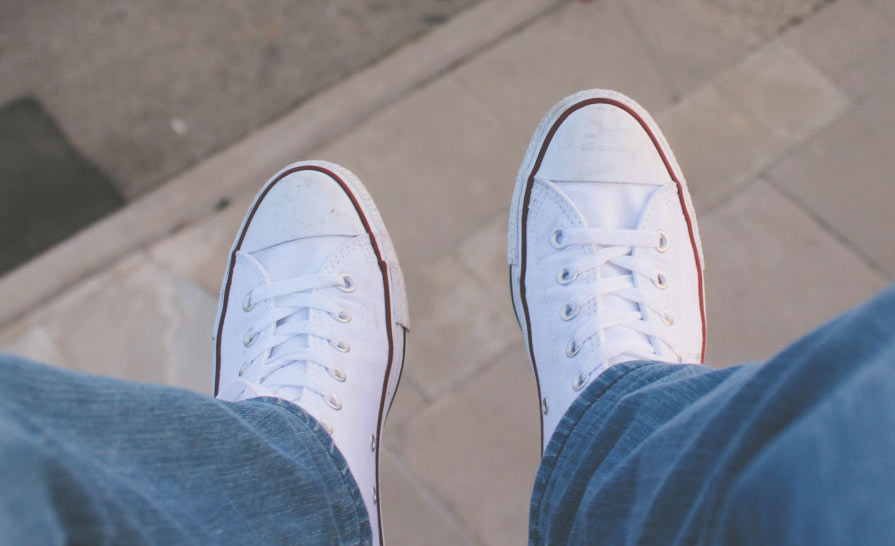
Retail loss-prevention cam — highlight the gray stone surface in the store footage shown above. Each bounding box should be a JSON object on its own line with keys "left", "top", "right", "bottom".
{"left": 701, "top": 179, "right": 886, "bottom": 367}
{"left": 660, "top": 39, "right": 849, "bottom": 209}
{"left": 622, "top": 0, "right": 825, "bottom": 98}
{"left": 380, "top": 450, "right": 473, "bottom": 546}
{"left": 402, "top": 254, "right": 519, "bottom": 399}
{"left": 38, "top": 253, "right": 217, "bottom": 393}
{"left": 0, "top": 0, "right": 479, "bottom": 200}
{"left": 399, "top": 343, "right": 540, "bottom": 546}
{"left": 783, "top": 0, "right": 894, "bottom": 100}
{"left": 769, "top": 89, "right": 895, "bottom": 277}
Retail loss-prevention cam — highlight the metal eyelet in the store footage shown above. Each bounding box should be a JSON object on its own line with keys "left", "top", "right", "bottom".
{"left": 550, "top": 228, "right": 567, "bottom": 249}
{"left": 663, "top": 310, "right": 674, "bottom": 326}
{"left": 243, "top": 329, "right": 258, "bottom": 347}
{"left": 654, "top": 270, "right": 669, "bottom": 289}
{"left": 556, "top": 267, "right": 578, "bottom": 285}
{"left": 330, "top": 339, "right": 351, "bottom": 353}
{"left": 657, "top": 230, "right": 670, "bottom": 252}
{"left": 372, "top": 487, "right": 378, "bottom": 505}
{"left": 560, "top": 303, "right": 579, "bottom": 321}
{"left": 319, "top": 417, "right": 334, "bottom": 434}
{"left": 338, "top": 274, "right": 357, "bottom": 292}
{"left": 370, "top": 434, "right": 376, "bottom": 452}
{"left": 572, "top": 373, "right": 587, "bottom": 391}
{"left": 333, "top": 309, "right": 351, "bottom": 323}
{"left": 565, "top": 338, "right": 581, "bottom": 357}
{"left": 330, "top": 366, "right": 347, "bottom": 382}
{"left": 541, "top": 397, "right": 549, "bottom": 415}
{"left": 242, "top": 292, "right": 255, "bottom": 312}
{"left": 326, "top": 393, "right": 342, "bottom": 410}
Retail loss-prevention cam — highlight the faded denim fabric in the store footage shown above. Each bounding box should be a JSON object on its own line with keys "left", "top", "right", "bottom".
{"left": 0, "top": 357, "right": 371, "bottom": 545}
{"left": 531, "top": 286, "right": 895, "bottom": 545}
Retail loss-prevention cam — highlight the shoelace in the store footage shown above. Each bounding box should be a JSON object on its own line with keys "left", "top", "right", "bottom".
{"left": 538, "top": 176, "right": 677, "bottom": 390}
{"left": 218, "top": 251, "right": 356, "bottom": 414}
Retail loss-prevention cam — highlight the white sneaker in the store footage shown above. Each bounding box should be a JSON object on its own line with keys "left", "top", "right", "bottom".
{"left": 214, "top": 161, "right": 409, "bottom": 545}
{"left": 508, "top": 90, "right": 706, "bottom": 452}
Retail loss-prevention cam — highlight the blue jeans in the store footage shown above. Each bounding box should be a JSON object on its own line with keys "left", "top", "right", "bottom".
{"left": 1, "top": 287, "right": 893, "bottom": 545}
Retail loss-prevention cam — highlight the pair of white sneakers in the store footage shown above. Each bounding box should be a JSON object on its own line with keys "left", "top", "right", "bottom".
{"left": 213, "top": 89, "right": 706, "bottom": 545}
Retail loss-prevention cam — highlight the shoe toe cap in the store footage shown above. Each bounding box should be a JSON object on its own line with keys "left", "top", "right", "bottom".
{"left": 240, "top": 167, "right": 366, "bottom": 253}
{"left": 538, "top": 103, "right": 672, "bottom": 185}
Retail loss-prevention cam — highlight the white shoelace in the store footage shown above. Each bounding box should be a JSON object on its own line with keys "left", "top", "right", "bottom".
{"left": 218, "top": 252, "right": 355, "bottom": 412}
{"left": 540, "top": 176, "right": 676, "bottom": 389}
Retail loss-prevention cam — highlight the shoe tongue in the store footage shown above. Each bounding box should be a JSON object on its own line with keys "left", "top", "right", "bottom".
{"left": 250, "top": 236, "right": 353, "bottom": 395}
{"left": 556, "top": 181, "right": 660, "bottom": 364}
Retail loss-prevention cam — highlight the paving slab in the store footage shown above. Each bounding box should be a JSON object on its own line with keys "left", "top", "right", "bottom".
{"left": 659, "top": 85, "right": 784, "bottom": 209}
{"left": 399, "top": 342, "right": 541, "bottom": 546}
{"left": 318, "top": 74, "right": 523, "bottom": 270}
{"left": 660, "top": 39, "right": 848, "bottom": 209}
{"left": 1, "top": 325, "right": 71, "bottom": 370}
{"left": 863, "top": 0, "right": 895, "bottom": 22}
{"left": 783, "top": 0, "right": 895, "bottom": 100}
{"left": 456, "top": 213, "right": 513, "bottom": 306}
{"left": 380, "top": 450, "right": 473, "bottom": 546}
{"left": 23, "top": 253, "right": 217, "bottom": 393}
{"left": 453, "top": 0, "right": 674, "bottom": 140}
{"left": 401, "top": 254, "right": 519, "bottom": 399}
{"left": 621, "top": 0, "right": 823, "bottom": 98}
{"left": 714, "top": 41, "right": 849, "bottom": 141}
{"left": 768, "top": 89, "right": 895, "bottom": 277}
{"left": 701, "top": 179, "right": 887, "bottom": 367}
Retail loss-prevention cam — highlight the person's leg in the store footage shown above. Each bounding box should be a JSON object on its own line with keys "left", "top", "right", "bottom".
{"left": 0, "top": 353, "right": 370, "bottom": 545}
{"left": 530, "top": 287, "right": 895, "bottom": 545}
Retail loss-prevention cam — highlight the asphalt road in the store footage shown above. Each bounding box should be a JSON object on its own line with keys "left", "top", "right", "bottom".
{"left": 0, "top": 0, "right": 478, "bottom": 273}
{"left": 0, "top": 0, "right": 479, "bottom": 199}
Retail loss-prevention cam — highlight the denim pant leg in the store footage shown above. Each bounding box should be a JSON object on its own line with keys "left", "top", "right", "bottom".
{"left": 0, "top": 356, "right": 371, "bottom": 546}
{"left": 530, "top": 286, "right": 895, "bottom": 545}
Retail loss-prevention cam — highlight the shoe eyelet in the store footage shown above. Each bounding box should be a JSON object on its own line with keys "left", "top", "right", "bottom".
{"left": 319, "top": 417, "right": 334, "bottom": 434}
{"left": 330, "top": 339, "right": 351, "bottom": 353}
{"left": 566, "top": 338, "right": 581, "bottom": 357}
{"left": 326, "top": 393, "right": 342, "bottom": 410}
{"left": 370, "top": 434, "right": 376, "bottom": 452}
{"left": 242, "top": 292, "right": 256, "bottom": 312}
{"left": 541, "top": 397, "right": 549, "bottom": 415}
{"left": 560, "top": 303, "right": 579, "bottom": 321}
{"left": 572, "top": 373, "right": 587, "bottom": 391}
{"left": 338, "top": 274, "right": 357, "bottom": 292}
{"left": 330, "top": 366, "right": 347, "bottom": 382}
{"left": 333, "top": 309, "right": 351, "bottom": 323}
{"left": 663, "top": 310, "right": 674, "bottom": 326}
{"left": 550, "top": 228, "right": 567, "bottom": 249}
{"left": 556, "top": 268, "right": 578, "bottom": 285}
{"left": 657, "top": 230, "right": 670, "bottom": 253}
{"left": 243, "top": 329, "right": 259, "bottom": 347}
{"left": 654, "top": 270, "right": 669, "bottom": 289}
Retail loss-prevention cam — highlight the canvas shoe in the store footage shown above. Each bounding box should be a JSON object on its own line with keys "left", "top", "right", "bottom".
{"left": 214, "top": 161, "right": 409, "bottom": 545}
{"left": 508, "top": 90, "right": 706, "bottom": 452}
